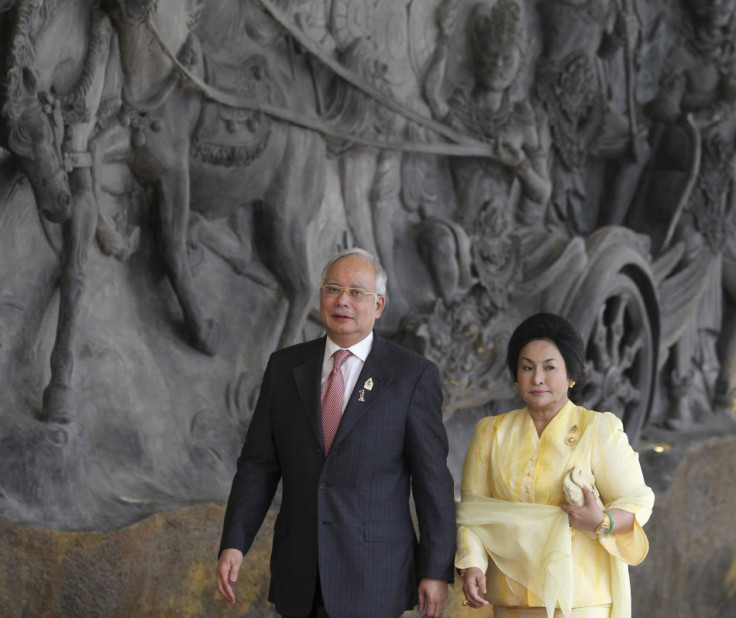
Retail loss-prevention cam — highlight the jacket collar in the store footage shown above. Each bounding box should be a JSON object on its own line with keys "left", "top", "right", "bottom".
{"left": 292, "top": 332, "right": 396, "bottom": 455}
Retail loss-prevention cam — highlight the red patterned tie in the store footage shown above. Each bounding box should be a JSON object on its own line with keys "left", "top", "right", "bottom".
{"left": 321, "top": 349, "right": 351, "bottom": 454}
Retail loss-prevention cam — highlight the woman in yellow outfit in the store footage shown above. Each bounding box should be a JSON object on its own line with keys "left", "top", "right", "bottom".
{"left": 456, "top": 313, "right": 654, "bottom": 618}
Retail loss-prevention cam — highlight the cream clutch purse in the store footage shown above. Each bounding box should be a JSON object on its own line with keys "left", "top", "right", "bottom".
{"left": 562, "top": 466, "right": 604, "bottom": 508}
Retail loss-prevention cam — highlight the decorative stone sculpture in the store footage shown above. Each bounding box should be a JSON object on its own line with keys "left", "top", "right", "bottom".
{"left": 534, "top": 0, "right": 648, "bottom": 235}
{"left": 0, "top": 0, "right": 735, "bottom": 530}
{"left": 103, "top": 0, "right": 326, "bottom": 356}
{"left": 419, "top": 0, "right": 551, "bottom": 309}
{"left": 637, "top": 0, "right": 736, "bottom": 428}
{"left": 0, "top": 0, "right": 138, "bottom": 423}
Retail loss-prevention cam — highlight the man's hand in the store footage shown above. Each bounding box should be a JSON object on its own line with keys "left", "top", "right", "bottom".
{"left": 216, "top": 548, "right": 244, "bottom": 604}
{"left": 417, "top": 578, "right": 449, "bottom": 618}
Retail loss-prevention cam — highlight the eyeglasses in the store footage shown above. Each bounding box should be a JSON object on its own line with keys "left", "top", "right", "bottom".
{"left": 320, "top": 285, "right": 378, "bottom": 301}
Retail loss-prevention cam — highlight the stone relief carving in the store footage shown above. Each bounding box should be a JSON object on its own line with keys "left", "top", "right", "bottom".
{"left": 418, "top": 0, "right": 551, "bottom": 306}
{"left": 0, "top": 0, "right": 139, "bottom": 426}
{"left": 105, "top": 0, "right": 327, "bottom": 357}
{"left": 534, "top": 0, "right": 650, "bottom": 236}
{"left": 632, "top": 0, "right": 736, "bottom": 428}
{"left": 0, "top": 0, "right": 735, "bottom": 528}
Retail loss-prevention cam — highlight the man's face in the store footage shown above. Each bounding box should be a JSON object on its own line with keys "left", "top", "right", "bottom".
{"left": 319, "top": 255, "right": 385, "bottom": 347}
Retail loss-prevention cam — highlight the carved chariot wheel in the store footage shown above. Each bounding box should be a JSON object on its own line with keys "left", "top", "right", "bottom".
{"left": 563, "top": 237, "right": 660, "bottom": 445}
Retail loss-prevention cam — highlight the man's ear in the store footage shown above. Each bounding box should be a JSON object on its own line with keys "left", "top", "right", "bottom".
{"left": 375, "top": 295, "right": 386, "bottom": 318}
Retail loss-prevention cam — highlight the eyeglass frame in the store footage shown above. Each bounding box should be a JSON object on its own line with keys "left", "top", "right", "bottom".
{"left": 319, "top": 284, "right": 380, "bottom": 301}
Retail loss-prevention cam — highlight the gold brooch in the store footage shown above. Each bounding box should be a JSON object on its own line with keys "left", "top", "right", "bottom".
{"left": 564, "top": 425, "right": 579, "bottom": 447}
{"left": 364, "top": 378, "right": 373, "bottom": 391}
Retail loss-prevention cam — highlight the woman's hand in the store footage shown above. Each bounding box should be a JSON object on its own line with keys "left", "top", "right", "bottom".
{"left": 461, "top": 567, "right": 489, "bottom": 608}
{"left": 560, "top": 487, "right": 604, "bottom": 532}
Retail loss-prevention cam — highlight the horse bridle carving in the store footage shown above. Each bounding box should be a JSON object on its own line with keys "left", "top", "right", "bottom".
{"left": 22, "top": 91, "right": 77, "bottom": 195}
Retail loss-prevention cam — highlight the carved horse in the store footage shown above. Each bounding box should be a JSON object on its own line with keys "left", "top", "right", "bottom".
{"left": 1, "top": 0, "right": 132, "bottom": 421}
{"left": 103, "top": 0, "right": 326, "bottom": 354}
{"left": 0, "top": 1, "right": 72, "bottom": 225}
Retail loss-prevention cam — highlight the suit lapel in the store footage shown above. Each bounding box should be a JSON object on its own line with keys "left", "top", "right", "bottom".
{"left": 293, "top": 337, "right": 326, "bottom": 448}
{"left": 330, "top": 334, "right": 394, "bottom": 453}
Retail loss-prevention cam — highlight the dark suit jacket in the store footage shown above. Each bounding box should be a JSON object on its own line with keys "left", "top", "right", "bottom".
{"left": 219, "top": 333, "right": 456, "bottom": 617}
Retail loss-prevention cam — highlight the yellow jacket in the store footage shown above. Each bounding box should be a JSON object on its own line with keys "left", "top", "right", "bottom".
{"left": 456, "top": 401, "right": 655, "bottom": 618}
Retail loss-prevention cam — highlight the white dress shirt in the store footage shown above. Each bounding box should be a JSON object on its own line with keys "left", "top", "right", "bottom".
{"left": 322, "top": 332, "right": 374, "bottom": 414}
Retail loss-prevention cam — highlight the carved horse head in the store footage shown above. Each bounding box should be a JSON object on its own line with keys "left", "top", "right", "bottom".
{"left": 1, "top": 0, "right": 74, "bottom": 223}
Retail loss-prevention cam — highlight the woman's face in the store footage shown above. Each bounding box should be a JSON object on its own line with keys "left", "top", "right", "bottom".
{"left": 516, "top": 338, "right": 570, "bottom": 414}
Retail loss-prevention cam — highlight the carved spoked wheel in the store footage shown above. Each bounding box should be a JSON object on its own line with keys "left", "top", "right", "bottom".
{"left": 575, "top": 273, "right": 656, "bottom": 444}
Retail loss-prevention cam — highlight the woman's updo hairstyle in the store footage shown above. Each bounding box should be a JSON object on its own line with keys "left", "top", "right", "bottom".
{"left": 506, "top": 312, "right": 587, "bottom": 402}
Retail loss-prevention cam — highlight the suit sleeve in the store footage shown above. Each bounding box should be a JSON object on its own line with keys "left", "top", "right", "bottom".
{"left": 404, "top": 361, "right": 457, "bottom": 581}
{"left": 218, "top": 355, "right": 282, "bottom": 556}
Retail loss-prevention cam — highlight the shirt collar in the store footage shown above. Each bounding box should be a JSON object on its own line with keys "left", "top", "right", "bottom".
{"left": 324, "top": 331, "right": 374, "bottom": 364}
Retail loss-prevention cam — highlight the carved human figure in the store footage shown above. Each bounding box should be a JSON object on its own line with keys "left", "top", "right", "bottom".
{"left": 646, "top": 0, "right": 736, "bottom": 130}
{"left": 419, "top": 0, "right": 551, "bottom": 308}
{"left": 322, "top": 35, "right": 408, "bottom": 322}
{"left": 534, "top": 0, "right": 647, "bottom": 236}
{"left": 321, "top": 0, "right": 419, "bottom": 325}
{"left": 644, "top": 0, "right": 736, "bottom": 427}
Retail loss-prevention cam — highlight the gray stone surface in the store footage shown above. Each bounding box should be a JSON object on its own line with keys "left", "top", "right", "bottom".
{"left": 632, "top": 426, "right": 736, "bottom": 617}
{"left": 0, "top": 0, "right": 735, "bottom": 536}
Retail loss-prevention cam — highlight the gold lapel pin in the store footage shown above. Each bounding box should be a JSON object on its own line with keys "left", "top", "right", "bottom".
{"left": 564, "top": 425, "right": 579, "bottom": 447}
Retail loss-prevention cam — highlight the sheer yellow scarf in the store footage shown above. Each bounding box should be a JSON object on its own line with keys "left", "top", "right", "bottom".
{"left": 457, "top": 494, "right": 574, "bottom": 617}
{"left": 456, "top": 493, "right": 646, "bottom": 618}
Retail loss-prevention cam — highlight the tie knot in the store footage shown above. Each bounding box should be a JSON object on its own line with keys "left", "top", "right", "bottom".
{"left": 332, "top": 349, "right": 351, "bottom": 370}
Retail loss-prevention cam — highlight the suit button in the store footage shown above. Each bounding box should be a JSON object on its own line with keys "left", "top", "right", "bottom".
{"left": 319, "top": 483, "right": 327, "bottom": 489}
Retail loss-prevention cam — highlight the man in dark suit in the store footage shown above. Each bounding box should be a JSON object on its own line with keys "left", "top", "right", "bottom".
{"left": 216, "top": 248, "right": 456, "bottom": 617}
